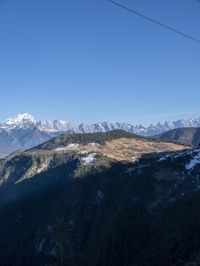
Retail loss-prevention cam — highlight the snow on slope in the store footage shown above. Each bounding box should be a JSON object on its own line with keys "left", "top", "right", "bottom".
{"left": 1, "top": 113, "right": 36, "bottom": 129}
{"left": 82, "top": 153, "right": 97, "bottom": 165}
{"left": 1, "top": 113, "right": 200, "bottom": 136}
{"left": 186, "top": 151, "right": 200, "bottom": 170}
{"left": 0, "top": 113, "right": 200, "bottom": 157}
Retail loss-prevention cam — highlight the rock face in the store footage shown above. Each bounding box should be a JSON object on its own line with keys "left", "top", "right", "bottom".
{"left": 1, "top": 131, "right": 200, "bottom": 266}
{"left": 1, "top": 113, "right": 200, "bottom": 157}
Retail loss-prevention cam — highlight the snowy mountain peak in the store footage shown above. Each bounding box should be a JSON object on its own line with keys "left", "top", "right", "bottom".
{"left": 1, "top": 112, "right": 200, "bottom": 137}
{"left": 2, "top": 113, "right": 36, "bottom": 128}
{"left": 0, "top": 113, "right": 200, "bottom": 157}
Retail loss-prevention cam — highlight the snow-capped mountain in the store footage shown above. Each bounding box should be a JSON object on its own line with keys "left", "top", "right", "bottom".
{"left": 0, "top": 113, "right": 200, "bottom": 157}
{"left": 1, "top": 113, "right": 36, "bottom": 130}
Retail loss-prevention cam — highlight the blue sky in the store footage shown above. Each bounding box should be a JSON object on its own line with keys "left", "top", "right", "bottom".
{"left": 0, "top": 0, "right": 200, "bottom": 125}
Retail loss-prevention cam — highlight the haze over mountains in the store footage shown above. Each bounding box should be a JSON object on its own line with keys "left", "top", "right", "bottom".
{"left": 1, "top": 113, "right": 200, "bottom": 157}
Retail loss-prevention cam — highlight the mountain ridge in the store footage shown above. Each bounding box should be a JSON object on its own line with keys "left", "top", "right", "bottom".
{"left": 0, "top": 129, "right": 199, "bottom": 266}
{"left": 2, "top": 113, "right": 200, "bottom": 135}
{"left": 154, "top": 127, "right": 200, "bottom": 147}
{"left": 0, "top": 113, "right": 200, "bottom": 157}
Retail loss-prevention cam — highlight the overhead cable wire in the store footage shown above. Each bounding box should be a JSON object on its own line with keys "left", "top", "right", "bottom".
{"left": 107, "top": 0, "right": 200, "bottom": 44}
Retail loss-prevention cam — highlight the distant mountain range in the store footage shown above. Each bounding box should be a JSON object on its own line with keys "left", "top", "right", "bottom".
{"left": 1, "top": 113, "right": 200, "bottom": 156}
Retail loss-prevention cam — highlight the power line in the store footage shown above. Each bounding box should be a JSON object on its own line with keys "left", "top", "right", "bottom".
{"left": 107, "top": 0, "right": 200, "bottom": 44}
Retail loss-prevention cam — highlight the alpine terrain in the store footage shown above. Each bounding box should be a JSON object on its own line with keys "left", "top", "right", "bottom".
{"left": 1, "top": 113, "right": 200, "bottom": 157}
{"left": 155, "top": 127, "right": 200, "bottom": 147}
{"left": 0, "top": 130, "right": 200, "bottom": 265}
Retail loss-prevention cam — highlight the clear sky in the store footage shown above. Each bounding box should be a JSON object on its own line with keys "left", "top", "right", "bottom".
{"left": 0, "top": 0, "right": 200, "bottom": 125}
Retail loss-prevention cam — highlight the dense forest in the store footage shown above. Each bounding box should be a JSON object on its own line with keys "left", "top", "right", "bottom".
{"left": 0, "top": 148, "right": 200, "bottom": 266}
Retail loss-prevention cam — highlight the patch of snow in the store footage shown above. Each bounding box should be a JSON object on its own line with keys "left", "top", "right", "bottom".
{"left": 158, "top": 154, "right": 171, "bottom": 162}
{"left": 185, "top": 150, "right": 194, "bottom": 156}
{"left": 54, "top": 147, "right": 65, "bottom": 152}
{"left": 67, "top": 143, "right": 79, "bottom": 148}
{"left": 82, "top": 153, "right": 96, "bottom": 165}
{"left": 54, "top": 143, "right": 79, "bottom": 152}
{"left": 131, "top": 157, "right": 139, "bottom": 163}
{"left": 157, "top": 149, "right": 193, "bottom": 162}
{"left": 37, "top": 163, "right": 48, "bottom": 174}
{"left": 88, "top": 143, "right": 100, "bottom": 147}
{"left": 174, "top": 153, "right": 184, "bottom": 159}
{"left": 78, "top": 151, "right": 88, "bottom": 155}
{"left": 186, "top": 152, "right": 200, "bottom": 170}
